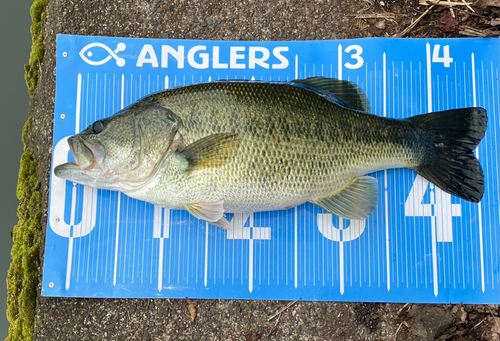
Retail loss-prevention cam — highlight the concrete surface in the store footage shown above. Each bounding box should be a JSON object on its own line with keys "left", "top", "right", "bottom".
{"left": 28, "top": 0, "right": 499, "bottom": 340}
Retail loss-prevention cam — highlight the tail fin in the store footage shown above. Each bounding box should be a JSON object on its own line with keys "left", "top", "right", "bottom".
{"left": 408, "top": 107, "right": 487, "bottom": 203}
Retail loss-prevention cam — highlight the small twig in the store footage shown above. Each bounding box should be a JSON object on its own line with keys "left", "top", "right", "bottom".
{"left": 420, "top": 0, "right": 473, "bottom": 5}
{"left": 448, "top": 0, "right": 456, "bottom": 17}
{"left": 395, "top": 0, "right": 442, "bottom": 37}
{"left": 394, "top": 321, "right": 409, "bottom": 341}
{"left": 471, "top": 317, "right": 487, "bottom": 330}
{"left": 459, "top": 25, "right": 500, "bottom": 37}
{"left": 395, "top": 303, "right": 410, "bottom": 318}
{"left": 461, "top": 0, "right": 475, "bottom": 11}
{"left": 353, "top": 13, "right": 397, "bottom": 19}
{"left": 267, "top": 313, "right": 281, "bottom": 340}
{"left": 267, "top": 301, "right": 297, "bottom": 322}
{"left": 456, "top": 9, "right": 488, "bottom": 18}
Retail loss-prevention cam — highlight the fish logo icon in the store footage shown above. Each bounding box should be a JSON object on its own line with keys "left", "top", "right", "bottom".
{"left": 79, "top": 42, "right": 126, "bottom": 67}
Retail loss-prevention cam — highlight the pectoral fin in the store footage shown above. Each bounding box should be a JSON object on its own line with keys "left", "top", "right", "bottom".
{"left": 310, "top": 176, "right": 379, "bottom": 220}
{"left": 185, "top": 200, "right": 231, "bottom": 230}
{"left": 175, "top": 133, "right": 241, "bottom": 173}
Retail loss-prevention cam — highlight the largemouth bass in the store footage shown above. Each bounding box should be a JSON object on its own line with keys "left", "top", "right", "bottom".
{"left": 54, "top": 77, "right": 487, "bottom": 229}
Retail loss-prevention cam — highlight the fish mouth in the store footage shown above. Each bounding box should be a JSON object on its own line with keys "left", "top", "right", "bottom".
{"left": 54, "top": 135, "right": 106, "bottom": 181}
{"left": 67, "top": 136, "right": 104, "bottom": 170}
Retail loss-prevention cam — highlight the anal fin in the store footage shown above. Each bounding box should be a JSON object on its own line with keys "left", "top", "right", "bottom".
{"left": 310, "top": 176, "right": 379, "bottom": 220}
{"left": 185, "top": 200, "right": 231, "bottom": 230}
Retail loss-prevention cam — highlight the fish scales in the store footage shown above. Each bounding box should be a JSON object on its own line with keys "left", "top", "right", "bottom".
{"left": 136, "top": 81, "right": 420, "bottom": 212}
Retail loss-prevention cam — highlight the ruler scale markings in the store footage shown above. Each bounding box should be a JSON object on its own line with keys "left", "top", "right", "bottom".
{"left": 375, "top": 68, "right": 380, "bottom": 288}
{"left": 485, "top": 64, "right": 493, "bottom": 288}
{"left": 421, "top": 65, "right": 428, "bottom": 289}
{"left": 481, "top": 61, "right": 491, "bottom": 287}
{"left": 466, "top": 65, "right": 474, "bottom": 287}
{"left": 113, "top": 194, "right": 121, "bottom": 285}
{"left": 395, "top": 61, "right": 401, "bottom": 288}
{"left": 372, "top": 66, "right": 377, "bottom": 288}
{"left": 131, "top": 200, "right": 137, "bottom": 283}
{"left": 338, "top": 48, "right": 344, "bottom": 293}
{"left": 112, "top": 74, "right": 125, "bottom": 286}
{"left": 196, "top": 216, "right": 200, "bottom": 284}
{"left": 141, "top": 202, "right": 146, "bottom": 284}
{"left": 286, "top": 212, "right": 289, "bottom": 286}
{"left": 403, "top": 62, "right": 410, "bottom": 288}
{"left": 438, "top": 75, "right": 447, "bottom": 290}
{"left": 277, "top": 213, "right": 280, "bottom": 286}
{"left": 461, "top": 63, "right": 469, "bottom": 287}
{"left": 491, "top": 62, "right": 499, "bottom": 288}
{"left": 86, "top": 76, "right": 101, "bottom": 282}
{"left": 78, "top": 78, "right": 94, "bottom": 280}
{"left": 204, "top": 223, "right": 209, "bottom": 287}
{"left": 426, "top": 43, "right": 439, "bottom": 296}
{"left": 122, "top": 197, "right": 129, "bottom": 283}
{"left": 79, "top": 76, "right": 93, "bottom": 279}
{"left": 104, "top": 74, "right": 115, "bottom": 283}
{"left": 482, "top": 61, "right": 493, "bottom": 288}
{"left": 411, "top": 62, "right": 418, "bottom": 287}
{"left": 448, "top": 73, "right": 456, "bottom": 289}
{"left": 179, "top": 212, "right": 183, "bottom": 284}
{"left": 471, "top": 53, "right": 485, "bottom": 292}
{"left": 294, "top": 207, "right": 298, "bottom": 288}
{"left": 383, "top": 53, "right": 391, "bottom": 291}
{"left": 65, "top": 73, "right": 83, "bottom": 290}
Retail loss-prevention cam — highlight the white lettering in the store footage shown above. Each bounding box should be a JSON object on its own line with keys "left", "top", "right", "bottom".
{"left": 187, "top": 46, "right": 209, "bottom": 69}
{"left": 144, "top": 44, "right": 291, "bottom": 70}
{"left": 161, "top": 45, "right": 184, "bottom": 69}
{"left": 230, "top": 46, "right": 246, "bottom": 69}
{"left": 249, "top": 47, "right": 270, "bottom": 69}
{"left": 213, "top": 46, "right": 228, "bottom": 69}
{"left": 272, "top": 47, "right": 289, "bottom": 69}
{"left": 136, "top": 44, "right": 159, "bottom": 68}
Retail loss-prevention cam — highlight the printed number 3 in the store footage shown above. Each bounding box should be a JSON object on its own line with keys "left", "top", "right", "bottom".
{"left": 344, "top": 45, "right": 364, "bottom": 70}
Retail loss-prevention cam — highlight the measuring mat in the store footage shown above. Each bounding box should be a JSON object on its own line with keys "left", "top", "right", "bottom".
{"left": 43, "top": 35, "right": 500, "bottom": 303}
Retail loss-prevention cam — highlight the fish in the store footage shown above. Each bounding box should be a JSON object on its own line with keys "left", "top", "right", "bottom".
{"left": 54, "top": 77, "right": 487, "bottom": 229}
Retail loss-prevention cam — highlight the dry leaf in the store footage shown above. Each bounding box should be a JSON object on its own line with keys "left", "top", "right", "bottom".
{"left": 441, "top": 13, "right": 456, "bottom": 31}
{"left": 186, "top": 298, "right": 197, "bottom": 322}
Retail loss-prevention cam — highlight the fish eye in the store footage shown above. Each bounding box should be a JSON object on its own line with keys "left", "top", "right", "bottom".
{"left": 91, "top": 120, "right": 105, "bottom": 134}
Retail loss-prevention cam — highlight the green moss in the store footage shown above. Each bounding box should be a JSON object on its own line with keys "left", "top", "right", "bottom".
{"left": 24, "top": 0, "right": 49, "bottom": 97}
{"left": 6, "top": 118, "right": 42, "bottom": 341}
{"left": 6, "top": 0, "right": 49, "bottom": 338}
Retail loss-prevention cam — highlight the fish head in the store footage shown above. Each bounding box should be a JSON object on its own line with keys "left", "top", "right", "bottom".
{"left": 54, "top": 103, "right": 181, "bottom": 191}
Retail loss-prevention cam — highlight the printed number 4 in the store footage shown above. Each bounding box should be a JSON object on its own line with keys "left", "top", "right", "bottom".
{"left": 404, "top": 176, "right": 461, "bottom": 242}
{"left": 432, "top": 45, "right": 453, "bottom": 68}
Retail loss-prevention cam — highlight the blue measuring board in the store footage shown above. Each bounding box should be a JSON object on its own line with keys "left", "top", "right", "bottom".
{"left": 43, "top": 34, "right": 500, "bottom": 303}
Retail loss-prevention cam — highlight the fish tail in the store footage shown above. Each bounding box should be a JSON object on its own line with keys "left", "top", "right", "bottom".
{"left": 409, "top": 107, "right": 488, "bottom": 203}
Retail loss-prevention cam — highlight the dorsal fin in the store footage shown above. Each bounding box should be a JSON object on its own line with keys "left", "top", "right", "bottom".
{"left": 291, "top": 77, "right": 371, "bottom": 113}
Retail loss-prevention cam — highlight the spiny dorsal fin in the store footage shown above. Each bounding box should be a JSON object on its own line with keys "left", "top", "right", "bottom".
{"left": 310, "top": 176, "right": 379, "bottom": 220}
{"left": 175, "top": 133, "right": 241, "bottom": 172}
{"left": 292, "top": 77, "right": 371, "bottom": 113}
